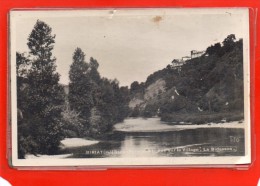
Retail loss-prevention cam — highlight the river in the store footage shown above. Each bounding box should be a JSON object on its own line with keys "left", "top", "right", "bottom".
{"left": 61, "top": 118, "right": 245, "bottom": 158}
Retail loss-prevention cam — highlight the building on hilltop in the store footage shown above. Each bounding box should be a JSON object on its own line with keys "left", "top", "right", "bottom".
{"left": 170, "top": 50, "right": 205, "bottom": 70}
{"left": 172, "top": 59, "right": 182, "bottom": 67}
{"left": 171, "top": 59, "right": 185, "bottom": 69}
{"left": 191, "top": 50, "right": 205, "bottom": 59}
{"left": 182, "top": 56, "right": 191, "bottom": 61}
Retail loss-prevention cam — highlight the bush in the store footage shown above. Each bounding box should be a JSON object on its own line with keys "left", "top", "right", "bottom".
{"left": 61, "top": 106, "right": 84, "bottom": 138}
{"left": 161, "top": 111, "right": 244, "bottom": 124}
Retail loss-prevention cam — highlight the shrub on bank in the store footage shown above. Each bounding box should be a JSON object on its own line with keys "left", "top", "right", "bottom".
{"left": 161, "top": 112, "right": 244, "bottom": 124}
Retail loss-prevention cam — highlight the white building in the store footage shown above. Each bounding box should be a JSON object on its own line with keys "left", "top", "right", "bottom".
{"left": 191, "top": 50, "right": 205, "bottom": 59}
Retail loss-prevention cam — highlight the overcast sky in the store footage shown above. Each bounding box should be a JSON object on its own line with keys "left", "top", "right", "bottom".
{"left": 12, "top": 9, "right": 249, "bottom": 87}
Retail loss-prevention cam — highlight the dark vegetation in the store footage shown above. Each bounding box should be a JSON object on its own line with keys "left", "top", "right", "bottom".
{"left": 16, "top": 20, "right": 244, "bottom": 158}
{"left": 129, "top": 34, "right": 244, "bottom": 123}
{"left": 17, "top": 21, "right": 66, "bottom": 158}
{"left": 68, "top": 48, "right": 130, "bottom": 138}
{"left": 162, "top": 112, "right": 244, "bottom": 125}
{"left": 17, "top": 20, "right": 129, "bottom": 158}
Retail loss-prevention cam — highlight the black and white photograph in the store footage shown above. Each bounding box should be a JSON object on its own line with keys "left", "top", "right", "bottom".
{"left": 10, "top": 8, "right": 251, "bottom": 166}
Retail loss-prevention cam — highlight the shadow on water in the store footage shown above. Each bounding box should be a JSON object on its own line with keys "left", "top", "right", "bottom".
{"left": 63, "top": 127, "right": 244, "bottom": 158}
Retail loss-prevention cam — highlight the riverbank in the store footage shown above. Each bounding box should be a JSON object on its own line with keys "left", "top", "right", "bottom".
{"left": 59, "top": 138, "right": 99, "bottom": 149}
{"left": 161, "top": 112, "right": 244, "bottom": 124}
{"left": 25, "top": 138, "right": 100, "bottom": 159}
{"left": 25, "top": 153, "right": 73, "bottom": 159}
{"left": 114, "top": 117, "right": 244, "bottom": 132}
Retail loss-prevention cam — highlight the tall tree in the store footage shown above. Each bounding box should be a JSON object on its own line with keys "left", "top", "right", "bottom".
{"left": 68, "top": 49, "right": 130, "bottom": 137}
{"left": 68, "top": 48, "right": 94, "bottom": 133}
{"left": 222, "top": 34, "right": 236, "bottom": 52}
{"left": 21, "top": 20, "right": 65, "bottom": 155}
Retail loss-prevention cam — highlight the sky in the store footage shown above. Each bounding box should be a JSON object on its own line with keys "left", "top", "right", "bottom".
{"left": 11, "top": 9, "right": 249, "bottom": 87}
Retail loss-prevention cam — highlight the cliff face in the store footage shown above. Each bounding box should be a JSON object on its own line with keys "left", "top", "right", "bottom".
{"left": 129, "top": 39, "right": 244, "bottom": 118}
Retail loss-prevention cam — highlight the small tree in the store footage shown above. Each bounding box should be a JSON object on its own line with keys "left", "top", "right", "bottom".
{"left": 61, "top": 104, "right": 84, "bottom": 138}
{"left": 16, "top": 52, "right": 36, "bottom": 158}
{"left": 223, "top": 34, "right": 236, "bottom": 46}
{"left": 16, "top": 52, "right": 30, "bottom": 114}
{"left": 16, "top": 52, "right": 30, "bottom": 76}
{"left": 223, "top": 34, "right": 236, "bottom": 52}
{"left": 130, "top": 81, "right": 140, "bottom": 93}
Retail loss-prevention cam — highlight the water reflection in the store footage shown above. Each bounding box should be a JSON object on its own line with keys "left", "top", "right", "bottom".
{"left": 119, "top": 135, "right": 159, "bottom": 157}
{"left": 63, "top": 120, "right": 245, "bottom": 158}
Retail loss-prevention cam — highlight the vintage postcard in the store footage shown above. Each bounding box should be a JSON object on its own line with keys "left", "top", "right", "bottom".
{"left": 10, "top": 8, "right": 251, "bottom": 167}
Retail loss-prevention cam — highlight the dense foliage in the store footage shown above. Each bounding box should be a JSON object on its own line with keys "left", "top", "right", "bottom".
{"left": 17, "top": 20, "right": 131, "bottom": 158}
{"left": 129, "top": 34, "right": 244, "bottom": 123}
{"left": 18, "top": 20, "right": 65, "bottom": 158}
{"left": 68, "top": 48, "right": 130, "bottom": 138}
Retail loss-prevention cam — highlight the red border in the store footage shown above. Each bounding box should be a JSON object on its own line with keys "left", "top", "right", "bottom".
{"left": 1, "top": 0, "right": 260, "bottom": 186}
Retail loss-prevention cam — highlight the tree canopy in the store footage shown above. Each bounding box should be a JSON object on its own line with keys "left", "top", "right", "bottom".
{"left": 18, "top": 20, "right": 65, "bottom": 157}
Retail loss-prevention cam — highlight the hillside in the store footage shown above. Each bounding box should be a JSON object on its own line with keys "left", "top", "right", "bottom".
{"left": 129, "top": 35, "right": 244, "bottom": 124}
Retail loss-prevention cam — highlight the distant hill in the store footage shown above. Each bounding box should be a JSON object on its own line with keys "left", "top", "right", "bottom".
{"left": 129, "top": 35, "right": 244, "bottom": 123}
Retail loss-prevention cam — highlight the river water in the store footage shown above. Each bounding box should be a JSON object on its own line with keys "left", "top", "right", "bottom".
{"left": 62, "top": 118, "right": 245, "bottom": 158}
